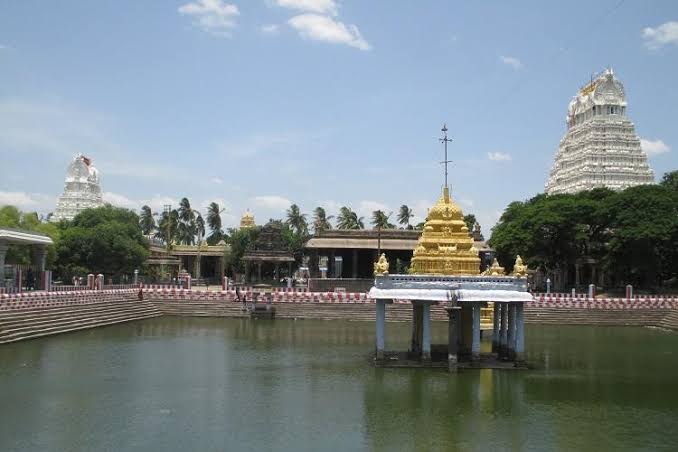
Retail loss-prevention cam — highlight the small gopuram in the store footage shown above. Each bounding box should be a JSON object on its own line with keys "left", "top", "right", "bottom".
{"left": 242, "top": 220, "right": 295, "bottom": 283}
{"left": 368, "top": 125, "right": 532, "bottom": 371}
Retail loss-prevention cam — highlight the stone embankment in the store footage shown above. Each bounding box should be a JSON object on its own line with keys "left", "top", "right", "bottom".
{"left": 149, "top": 289, "right": 678, "bottom": 329}
{"left": 2, "top": 289, "right": 677, "bottom": 344}
{"left": 0, "top": 290, "right": 161, "bottom": 344}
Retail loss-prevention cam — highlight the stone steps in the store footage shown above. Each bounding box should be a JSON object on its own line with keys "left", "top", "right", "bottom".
{"left": 0, "top": 301, "right": 145, "bottom": 325}
{"left": 524, "top": 307, "right": 668, "bottom": 326}
{"left": 658, "top": 310, "right": 678, "bottom": 331}
{"left": 0, "top": 301, "right": 162, "bottom": 344}
{"left": 0, "top": 305, "right": 158, "bottom": 336}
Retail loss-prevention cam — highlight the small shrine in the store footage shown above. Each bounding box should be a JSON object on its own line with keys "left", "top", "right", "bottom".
{"left": 368, "top": 125, "right": 532, "bottom": 371}
{"left": 242, "top": 220, "right": 295, "bottom": 283}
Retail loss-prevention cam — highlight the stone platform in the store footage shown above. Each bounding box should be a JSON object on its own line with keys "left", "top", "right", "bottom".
{"left": 374, "top": 349, "right": 527, "bottom": 370}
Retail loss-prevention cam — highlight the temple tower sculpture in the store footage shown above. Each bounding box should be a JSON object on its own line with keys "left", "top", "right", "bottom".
{"left": 410, "top": 187, "right": 480, "bottom": 275}
{"left": 545, "top": 69, "right": 654, "bottom": 195}
{"left": 52, "top": 154, "right": 104, "bottom": 222}
{"left": 240, "top": 210, "right": 256, "bottom": 229}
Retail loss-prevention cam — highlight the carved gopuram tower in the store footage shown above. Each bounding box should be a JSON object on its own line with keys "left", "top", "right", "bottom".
{"left": 545, "top": 69, "right": 654, "bottom": 195}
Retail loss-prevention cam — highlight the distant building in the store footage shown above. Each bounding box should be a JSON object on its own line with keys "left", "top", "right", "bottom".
{"left": 545, "top": 69, "right": 654, "bottom": 195}
{"left": 52, "top": 154, "right": 104, "bottom": 222}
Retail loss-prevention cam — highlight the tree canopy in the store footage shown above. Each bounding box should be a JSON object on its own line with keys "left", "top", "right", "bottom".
{"left": 56, "top": 205, "right": 148, "bottom": 279}
{"left": 489, "top": 176, "right": 678, "bottom": 289}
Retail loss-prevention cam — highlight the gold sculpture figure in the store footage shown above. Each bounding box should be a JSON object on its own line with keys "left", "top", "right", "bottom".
{"left": 482, "top": 258, "right": 505, "bottom": 276}
{"left": 511, "top": 255, "right": 528, "bottom": 277}
{"left": 374, "top": 253, "right": 390, "bottom": 275}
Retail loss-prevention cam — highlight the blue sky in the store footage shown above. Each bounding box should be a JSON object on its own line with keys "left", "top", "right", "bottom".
{"left": 1, "top": 0, "right": 676, "bottom": 232}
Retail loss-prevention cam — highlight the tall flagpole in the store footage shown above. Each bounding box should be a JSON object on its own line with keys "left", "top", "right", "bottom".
{"left": 439, "top": 124, "right": 453, "bottom": 189}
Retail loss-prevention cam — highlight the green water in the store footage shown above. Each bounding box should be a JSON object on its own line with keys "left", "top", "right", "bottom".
{"left": 1, "top": 318, "right": 677, "bottom": 451}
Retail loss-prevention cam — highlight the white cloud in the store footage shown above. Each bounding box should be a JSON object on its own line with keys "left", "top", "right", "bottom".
{"left": 288, "top": 14, "right": 370, "bottom": 50}
{"left": 642, "top": 21, "right": 678, "bottom": 49}
{"left": 0, "top": 99, "right": 182, "bottom": 181}
{"left": 0, "top": 44, "right": 9, "bottom": 50}
{"left": 275, "top": 0, "right": 338, "bottom": 16}
{"left": 0, "top": 191, "right": 56, "bottom": 212}
{"left": 260, "top": 24, "right": 280, "bottom": 34}
{"left": 178, "top": 0, "right": 240, "bottom": 37}
{"left": 500, "top": 55, "right": 523, "bottom": 69}
{"left": 253, "top": 195, "right": 292, "bottom": 211}
{"left": 211, "top": 176, "right": 224, "bottom": 184}
{"left": 487, "top": 152, "right": 512, "bottom": 161}
{"left": 0, "top": 191, "right": 38, "bottom": 207}
{"left": 640, "top": 138, "right": 671, "bottom": 155}
{"left": 103, "top": 192, "right": 138, "bottom": 209}
{"left": 460, "top": 198, "right": 474, "bottom": 207}
{"left": 358, "top": 200, "right": 388, "bottom": 215}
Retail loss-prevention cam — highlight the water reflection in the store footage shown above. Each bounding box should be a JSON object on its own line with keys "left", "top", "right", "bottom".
{"left": 1, "top": 319, "right": 677, "bottom": 451}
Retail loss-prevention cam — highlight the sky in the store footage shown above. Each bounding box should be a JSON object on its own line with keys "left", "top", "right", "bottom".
{"left": 1, "top": 0, "right": 677, "bottom": 233}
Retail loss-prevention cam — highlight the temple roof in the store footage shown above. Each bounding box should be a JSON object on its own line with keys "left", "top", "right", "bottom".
{"left": 410, "top": 187, "right": 481, "bottom": 275}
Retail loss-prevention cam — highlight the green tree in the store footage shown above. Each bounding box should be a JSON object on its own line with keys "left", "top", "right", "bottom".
{"left": 195, "top": 213, "right": 205, "bottom": 244}
{"left": 463, "top": 214, "right": 477, "bottom": 231}
{"left": 139, "top": 205, "right": 156, "bottom": 235}
{"left": 226, "top": 226, "right": 260, "bottom": 274}
{"left": 206, "top": 202, "right": 225, "bottom": 244}
{"left": 602, "top": 184, "right": 678, "bottom": 288}
{"left": 397, "top": 205, "right": 413, "bottom": 229}
{"left": 371, "top": 210, "right": 394, "bottom": 229}
{"left": 312, "top": 207, "right": 333, "bottom": 233}
{"left": 56, "top": 205, "right": 148, "bottom": 280}
{"left": 177, "top": 197, "right": 197, "bottom": 245}
{"left": 660, "top": 170, "right": 678, "bottom": 191}
{"left": 155, "top": 208, "right": 178, "bottom": 245}
{"left": 0, "top": 205, "right": 60, "bottom": 267}
{"left": 336, "top": 206, "right": 364, "bottom": 229}
{"left": 285, "top": 203, "right": 308, "bottom": 235}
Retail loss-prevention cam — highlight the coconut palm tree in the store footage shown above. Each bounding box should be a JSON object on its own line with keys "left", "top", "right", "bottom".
{"left": 337, "top": 206, "right": 364, "bottom": 230}
{"left": 155, "top": 208, "right": 179, "bottom": 244}
{"left": 139, "top": 205, "right": 156, "bottom": 235}
{"left": 312, "top": 207, "right": 333, "bottom": 233}
{"left": 206, "top": 202, "right": 225, "bottom": 245}
{"left": 176, "top": 198, "right": 197, "bottom": 245}
{"left": 397, "top": 205, "right": 414, "bottom": 230}
{"left": 195, "top": 213, "right": 205, "bottom": 243}
{"left": 371, "top": 210, "right": 394, "bottom": 229}
{"left": 285, "top": 203, "right": 308, "bottom": 235}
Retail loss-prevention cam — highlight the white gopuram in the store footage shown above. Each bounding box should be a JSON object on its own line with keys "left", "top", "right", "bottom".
{"left": 52, "top": 154, "right": 104, "bottom": 222}
{"left": 545, "top": 69, "right": 654, "bottom": 195}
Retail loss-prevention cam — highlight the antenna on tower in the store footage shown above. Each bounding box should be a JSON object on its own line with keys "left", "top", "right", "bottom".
{"left": 439, "top": 124, "right": 453, "bottom": 190}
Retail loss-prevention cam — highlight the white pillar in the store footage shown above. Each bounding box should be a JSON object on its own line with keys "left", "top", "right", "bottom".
{"left": 492, "top": 302, "right": 499, "bottom": 353}
{"left": 515, "top": 303, "right": 525, "bottom": 363}
{"left": 500, "top": 303, "right": 508, "bottom": 359}
{"left": 507, "top": 303, "right": 517, "bottom": 360}
{"left": 471, "top": 303, "right": 481, "bottom": 361}
{"left": 448, "top": 308, "right": 459, "bottom": 372}
{"left": 422, "top": 303, "right": 431, "bottom": 362}
{"left": 375, "top": 300, "right": 386, "bottom": 360}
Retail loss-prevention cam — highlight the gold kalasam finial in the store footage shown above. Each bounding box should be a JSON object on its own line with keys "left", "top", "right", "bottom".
{"left": 374, "top": 253, "right": 390, "bottom": 275}
{"left": 511, "top": 255, "right": 528, "bottom": 277}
